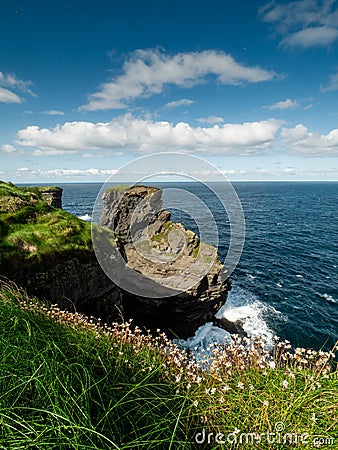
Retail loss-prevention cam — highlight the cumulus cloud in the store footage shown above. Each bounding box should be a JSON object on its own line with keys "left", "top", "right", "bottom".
{"left": 0, "top": 70, "right": 35, "bottom": 103}
{"left": 266, "top": 98, "right": 299, "bottom": 110}
{"left": 197, "top": 116, "right": 225, "bottom": 124}
{"left": 40, "top": 110, "right": 65, "bottom": 116}
{"left": 259, "top": 0, "right": 338, "bottom": 48}
{"left": 281, "top": 124, "right": 338, "bottom": 155}
{"left": 16, "top": 115, "right": 282, "bottom": 156}
{"left": 164, "top": 98, "right": 194, "bottom": 109}
{"left": 79, "top": 49, "right": 276, "bottom": 111}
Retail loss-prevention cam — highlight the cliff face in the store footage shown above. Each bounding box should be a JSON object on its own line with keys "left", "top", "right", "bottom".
{"left": 100, "top": 185, "right": 231, "bottom": 338}
{"left": 0, "top": 181, "right": 122, "bottom": 323}
{"left": 1, "top": 181, "right": 237, "bottom": 339}
{"left": 38, "top": 187, "right": 63, "bottom": 209}
{"left": 16, "top": 254, "right": 123, "bottom": 323}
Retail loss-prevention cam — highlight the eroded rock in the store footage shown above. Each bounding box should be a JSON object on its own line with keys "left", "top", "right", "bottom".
{"left": 100, "top": 185, "right": 232, "bottom": 338}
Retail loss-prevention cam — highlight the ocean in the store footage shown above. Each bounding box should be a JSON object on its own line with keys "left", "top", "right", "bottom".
{"left": 58, "top": 181, "right": 338, "bottom": 352}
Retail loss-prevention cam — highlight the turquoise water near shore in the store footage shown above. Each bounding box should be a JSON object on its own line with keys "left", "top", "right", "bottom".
{"left": 56, "top": 181, "right": 338, "bottom": 351}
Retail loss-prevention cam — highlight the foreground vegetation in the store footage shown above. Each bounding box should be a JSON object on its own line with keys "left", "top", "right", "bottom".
{"left": 0, "top": 281, "right": 336, "bottom": 449}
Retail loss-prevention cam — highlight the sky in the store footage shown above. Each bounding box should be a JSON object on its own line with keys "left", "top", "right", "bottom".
{"left": 1, "top": 0, "right": 338, "bottom": 182}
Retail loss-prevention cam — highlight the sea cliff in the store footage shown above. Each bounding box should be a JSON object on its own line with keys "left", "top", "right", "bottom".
{"left": 0, "top": 181, "right": 234, "bottom": 337}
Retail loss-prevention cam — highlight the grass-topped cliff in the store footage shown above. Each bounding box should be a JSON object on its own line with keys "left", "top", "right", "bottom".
{"left": 0, "top": 181, "right": 92, "bottom": 274}
{"left": 0, "top": 281, "right": 337, "bottom": 449}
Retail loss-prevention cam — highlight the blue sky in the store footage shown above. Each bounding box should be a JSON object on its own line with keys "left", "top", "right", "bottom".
{"left": 1, "top": 0, "right": 338, "bottom": 182}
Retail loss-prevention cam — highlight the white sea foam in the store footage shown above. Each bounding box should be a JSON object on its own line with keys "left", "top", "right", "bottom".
{"left": 181, "top": 284, "right": 285, "bottom": 354}
{"left": 216, "top": 285, "right": 282, "bottom": 346}
{"left": 321, "top": 293, "right": 337, "bottom": 304}
{"left": 183, "top": 322, "right": 232, "bottom": 355}
{"left": 246, "top": 274, "right": 256, "bottom": 281}
{"left": 78, "top": 213, "right": 92, "bottom": 221}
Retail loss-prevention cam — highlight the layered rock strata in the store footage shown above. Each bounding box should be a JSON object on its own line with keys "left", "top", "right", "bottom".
{"left": 100, "top": 185, "right": 231, "bottom": 338}
{"left": 39, "top": 187, "right": 63, "bottom": 208}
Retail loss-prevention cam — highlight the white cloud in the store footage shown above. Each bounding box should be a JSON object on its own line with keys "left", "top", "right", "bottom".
{"left": 267, "top": 98, "right": 299, "bottom": 110}
{"left": 82, "top": 152, "right": 105, "bottom": 158}
{"left": 220, "top": 169, "right": 247, "bottom": 175}
{"left": 164, "top": 98, "right": 194, "bottom": 109}
{"left": 80, "top": 49, "right": 276, "bottom": 111}
{"left": 259, "top": 0, "right": 338, "bottom": 48}
{"left": 41, "top": 110, "right": 65, "bottom": 116}
{"left": 1, "top": 144, "right": 17, "bottom": 153}
{"left": 44, "top": 168, "right": 117, "bottom": 177}
{"left": 197, "top": 116, "right": 225, "bottom": 124}
{"left": 281, "top": 26, "right": 338, "bottom": 48}
{"left": 16, "top": 115, "right": 282, "bottom": 156}
{"left": 281, "top": 124, "right": 338, "bottom": 155}
{"left": 0, "top": 71, "right": 34, "bottom": 93}
{"left": 15, "top": 167, "right": 117, "bottom": 178}
{"left": 0, "top": 87, "right": 22, "bottom": 103}
{"left": 321, "top": 72, "right": 338, "bottom": 92}
{"left": 283, "top": 167, "right": 296, "bottom": 173}
{"left": 0, "top": 70, "right": 35, "bottom": 103}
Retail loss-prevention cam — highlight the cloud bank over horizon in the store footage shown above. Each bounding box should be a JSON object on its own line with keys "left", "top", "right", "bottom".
{"left": 9, "top": 114, "right": 338, "bottom": 158}
{"left": 15, "top": 115, "right": 282, "bottom": 156}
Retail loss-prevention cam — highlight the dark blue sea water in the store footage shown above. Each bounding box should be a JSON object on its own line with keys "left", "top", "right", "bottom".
{"left": 55, "top": 182, "right": 338, "bottom": 351}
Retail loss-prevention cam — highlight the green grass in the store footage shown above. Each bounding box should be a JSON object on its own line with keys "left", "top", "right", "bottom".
{"left": 0, "top": 181, "right": 92, "bottom": 274}
{"left": 105, "top": 185, "right": 160, "bottom": 194}
{"left": 0, "top": 282, "right": 337, "bottom": 449}
{"left": 151, "top": 230, "right": 170, "bottom": 245}
{"left": 105, "top": 184, "right": 131, "bottom": 193}
{"left": 0, "top": 282, "right": 191, "bottom": 449}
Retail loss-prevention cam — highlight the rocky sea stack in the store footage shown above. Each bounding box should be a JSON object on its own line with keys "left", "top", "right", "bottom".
{"left": 0, "top": 181, "right": 235, "bottom": 338}
{"left": 98, "top": 185, "right": 231, "bottom": 337}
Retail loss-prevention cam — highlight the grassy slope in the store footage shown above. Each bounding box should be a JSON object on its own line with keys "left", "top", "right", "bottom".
{"left": 0, "top": 181, "right": 92, "bottom": 274}
{"left": 0, "top": 282, "right": 337, "bottom": 449}
{"left": 0, "top": 283, "right": 190, "bottom": 449}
